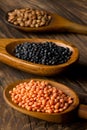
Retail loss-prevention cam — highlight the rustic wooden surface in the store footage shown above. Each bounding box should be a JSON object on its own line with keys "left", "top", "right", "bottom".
{"left": 0, "top": 0, "right": 87, "bottom": 129}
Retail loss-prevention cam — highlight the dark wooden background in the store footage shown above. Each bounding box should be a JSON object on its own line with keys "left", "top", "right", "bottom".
{"left": 0, "top": 0, "right": 87, "bottom": 130}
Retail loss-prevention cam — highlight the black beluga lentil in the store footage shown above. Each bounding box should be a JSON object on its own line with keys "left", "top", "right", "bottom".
{"left": 14, "top": 42, "right": 72, "bottom": 65}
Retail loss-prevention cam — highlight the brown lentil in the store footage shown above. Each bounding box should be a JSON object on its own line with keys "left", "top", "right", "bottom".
{"left": 9, "top": 80, "right": 73, "bottom": 114}
{"left": 7, "top": 8, "right": 52, "bottom": 28}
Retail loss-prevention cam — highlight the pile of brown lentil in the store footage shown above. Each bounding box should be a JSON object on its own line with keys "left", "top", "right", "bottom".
{"left": 7, "top": 8, "right": 52, "bottom": 27}
{"left": 9, "top": 80, "right": 73, "bottom": 113}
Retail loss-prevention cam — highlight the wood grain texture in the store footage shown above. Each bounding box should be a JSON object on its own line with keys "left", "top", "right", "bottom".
{"left": 0, "top": 0, "right": 87, "bottom": 130}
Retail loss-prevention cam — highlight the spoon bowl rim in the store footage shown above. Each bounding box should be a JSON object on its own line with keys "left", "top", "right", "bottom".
{"left": 3, "top": 78, "right": 79, "bottom": 117}
{"left": 6, "top": 38, "right": 79, "bottom": 68}
{"left": 5, "top": 8, "right": 55, "bottom": 32}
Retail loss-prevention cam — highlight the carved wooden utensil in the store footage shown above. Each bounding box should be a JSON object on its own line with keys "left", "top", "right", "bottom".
{"left": 5, "top": 11, "right": 87, "bottom": 34}
{"left": 0, "top": 38, "right": 79, "bottom": 76}
{"left": 3, "top": 79, "right": 87, "bottom": 123}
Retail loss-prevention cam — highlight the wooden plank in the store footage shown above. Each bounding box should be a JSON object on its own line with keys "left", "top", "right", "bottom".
{"left": 0, "top": 0, "right": 87, "bottom": 129}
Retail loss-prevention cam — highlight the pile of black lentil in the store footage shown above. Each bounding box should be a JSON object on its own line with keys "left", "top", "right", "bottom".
{"left": 14, "top": 41, "right": 72, "bottom": 65}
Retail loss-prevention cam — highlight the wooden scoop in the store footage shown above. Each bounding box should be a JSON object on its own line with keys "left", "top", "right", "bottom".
{"left": 5, "top": 11, "right": 87, "bottom": 34}
{"left": 0, "top": 38, "right": 79, "bottom": 76}
{"left": 3, "top": 79, "right": 87, "bottom": 123}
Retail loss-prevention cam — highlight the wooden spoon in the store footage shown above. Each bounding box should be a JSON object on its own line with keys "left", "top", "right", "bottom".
{"left": 0, "top": 38, "right": 79, "bottom": 76}
{"left": 5, "top": 10, "right": 87, "bottom": 34}
{"left": 3, "top": 79, "right": 87, "bottom": 123}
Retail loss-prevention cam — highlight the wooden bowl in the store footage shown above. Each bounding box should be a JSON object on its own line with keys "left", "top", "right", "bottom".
{"left": 3, "top": 78, "right": 80, "bottom": 123}
{"left": 0, "top": 38, "right": 79, "bottom": 76}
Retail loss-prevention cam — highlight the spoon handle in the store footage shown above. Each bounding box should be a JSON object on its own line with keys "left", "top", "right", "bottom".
{"left": 63, "top": 21, "right": 87, "bottom": 34}
{"left": 78, "top": 104, "right": 87, "bottom": 119}
{"left": 52, "top": 14, "right": 87, "bottom": 34}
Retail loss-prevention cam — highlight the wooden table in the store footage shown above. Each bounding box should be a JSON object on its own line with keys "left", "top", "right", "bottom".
{"left": 0, "top": 0, "right": 87, "bottom": 129}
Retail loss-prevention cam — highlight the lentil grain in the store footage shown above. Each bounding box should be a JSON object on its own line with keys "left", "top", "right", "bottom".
{"left": 9, "top": 80, "right": 73, "bottom": 113}
{"left": 7, "top": 8, "right": 52, "bottom": 28}
{"left": 14, "top": 41, "right": 72, "bottom": 65}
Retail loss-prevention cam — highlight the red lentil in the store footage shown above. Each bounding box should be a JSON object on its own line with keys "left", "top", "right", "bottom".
{"left": 9, "top": 80, "right": 73, "bottom": 113}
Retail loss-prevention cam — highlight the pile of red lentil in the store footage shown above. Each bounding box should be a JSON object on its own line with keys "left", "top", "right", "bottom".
{"left": 7, "top": 8, "right": 52, "bottom": 27}
{"left": 9, "top": 80, "right": 73, "bottom": 113}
